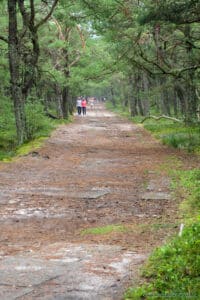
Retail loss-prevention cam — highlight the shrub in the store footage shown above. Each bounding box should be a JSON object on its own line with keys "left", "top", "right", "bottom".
{"left": 0, "top": 96, "right": 17, "bottom": 151}
{"left": 25, "top": 100, "right": 55, "bottom": 140}
{"left": 178, "top": 169, "right": 200, "bottom": 215}
{"left": 125, "top": 223, "right": 200, "bottom": 300}
{"left": 0, "top": 97, "right": 57, "bottom": 160}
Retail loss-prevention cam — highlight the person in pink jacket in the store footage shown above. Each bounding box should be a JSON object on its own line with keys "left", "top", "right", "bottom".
{"left": 81, "top": 98, "right": 87, "bottom": 115}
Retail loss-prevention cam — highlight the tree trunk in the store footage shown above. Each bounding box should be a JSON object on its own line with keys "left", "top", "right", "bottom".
{"left": 186, "top": 71, "right": 197, "bottom": 123}
{"left": 62, "top": 86, "right": 69, "bottom": 119}
{"left": 68, "top": 95, "right": 74, "bottom": 115}
{"left": 110, "top": 85, "right": 116, "bottom": 106}
{"left": 122, "top": 84, "right": 129, "bottom": 109}
{"left": 173, "top": 89, "right": 178, "bottom": 117}
{"left": 129, "top": 95, "right": 138, "bottom": 116}
{"left": 142, "top": 73, "right": 150, "bottom": 116}
{"left": 184, "top": 25, "right": 198, "bottom": 123}
{"left": 137, "top": 97, "right": 144, "bottom": 116}
{"left": 128, "top": 76, "right": 137, "bottom": 116}
{"left": 163, "top": 90, "right": 171, "bottom": 116}
{"left": 175, "top": 85, "right": 187, "bottom": 117}
{"left": 8, "top": 0, "right": 27, "bottom": 144}
{"left": 135, "top": 73, "right": 144, "bottom": 115}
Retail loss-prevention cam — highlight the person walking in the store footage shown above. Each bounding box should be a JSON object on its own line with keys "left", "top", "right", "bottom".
{"left": 76, "top": 97, "right": 82, "bottom": 115}
{"left": 81, "top": 98, "right": 87, "bottom": 116}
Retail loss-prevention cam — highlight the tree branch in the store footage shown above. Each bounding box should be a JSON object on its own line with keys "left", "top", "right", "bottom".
{"left": 76, "top": 25, "right": 86, "bottom": 49}
{"left": 51, "top": 16, "right": 65, "bottom": 40}
{"left": 141, "top": 115, "right": 183, "bottom": 123}
{"left": 0, "top": 36, "right": 8, "bottom": 43}
{"left": 35, "top": 0, "right": 59, "bottom": 29}
{"left": 136, "top": 44, "right": 200, "bottom": 77}
{"left": 30, "top": 0, "right": 35, "bottom": 26}
{"left": 68, "top": 53, "right": 81, "bottom": 68}
{"left": 17, "top": 0, "right": 30, "bottom": 27}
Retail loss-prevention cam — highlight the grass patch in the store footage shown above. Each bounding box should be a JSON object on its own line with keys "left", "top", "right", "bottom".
{"left": 106, "top": 102, "right": 130, "bottom": 119}
{"left": 0, "top": 98, "right": 72, "bottom": 161}
{"left": 0, "top": 97, "right": 17, "bottom": 159}
{"left": 177, "top": 169, "right": 200, "bottom": 218}
{"left": 158, "top": 156, "right": 183, "bottom": 175}
{"left": 107, "top": 101, "right": 200, "bottom": 153}
{"left": 124, "top": 222, "right": 200, "bottom": 300}
{"left": 81, "top": 224, "right": 127, "bottom": 236}
{"left": 151, "top": 223, "right": 178, "bottom": 231}
{"left": 124, "top": 168, "right": 200, "bottom": 300}
{"left": 107, "top": 102, "right": 200, "bottom": 299}
{"left": 16, "top": 137, "right": 48, "bottom": 156}
{"left": 1, "top": 137, "right": 48, "bottom": 162}
{"left": 137, "top": 118, "right": 200, "bottom": 153}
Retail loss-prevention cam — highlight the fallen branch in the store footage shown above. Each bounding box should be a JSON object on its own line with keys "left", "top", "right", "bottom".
{"left": 0, "top": 35, "right": 8, "bottom": 43}
{"left": 141, "top": 115, "right": 183, "bottom": 123}
{"left": 45, "top": 112, "right": 59, "bottom": 119}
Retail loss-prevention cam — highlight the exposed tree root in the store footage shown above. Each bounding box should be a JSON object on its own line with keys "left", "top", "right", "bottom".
{"left": 141, "top": 115, "right": 183, "bottom": 123}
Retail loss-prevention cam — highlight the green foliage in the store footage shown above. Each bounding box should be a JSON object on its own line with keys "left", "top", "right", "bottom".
{"left": 25, "top": 99, "right": 55, "bottom": 140}
{"left": 0, "top": 97, "right": 17, "bottom": 152}
{"left": 125, "top": 222, "right": 200, "bottom": 300}
{"left": 0, "top": 97, "right": 60, "bottom": 161}
{"left": 109, "top": 100, "right": 200, "bottom": 299}
{"left": 161, "top": 132, "right": 200, "bottom": 153}
{"left": 16, "top": 137, "right": 47, "bottom": 157}
{"left": 109, "top": 102, "right": 200, "bottom": 153}
{"left": 139, "top": 0, "right": 200, "bottom": 25}
{"left": 124, "top": 153, "right": 200, "bottom": 300}
{"left": 178, "top": 169, "right": 200, "bottom": 216}
{"left": 132, "top": 117, "right": 200, "bottom": 153}
{"left": 106, "top": 100, "right": 131, "bottom": 119}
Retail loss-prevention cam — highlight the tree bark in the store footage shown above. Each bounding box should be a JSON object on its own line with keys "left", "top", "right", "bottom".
{"left": 62, "top": 86, "right": 69, "bottom": 119}
{"left": 141, "top": 115, "right": 182, "bottom": 123}
{"left": 17, "top": 0, "right": 40, "bottom": 99}
{"left": 8, "top": 0, "right": 27, "bottom": 144}
{"left": 128, "top": 76, "right": 137, "bottom": 116}
{"left": 173, "top": 89, "right": 178, "bottom": 117}
{"left": 184, "top": 25, "right": 198, "bottom": 123}
{"left": 174, "top": 82, "right": 187, "bottom": 116}
{"left": 142, "top": 72, "right": 150, "bottom": 116}
{"left": 110, "top": 85, "right": 116, "bottom": 107}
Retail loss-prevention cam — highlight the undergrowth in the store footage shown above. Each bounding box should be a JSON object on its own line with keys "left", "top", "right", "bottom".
{"left": 125, "top": 222, "right": 200, "bottom": 300}
{"left": 124, "top": 169, "right": 200, "bottom": 300}
{"left": 177, "top": 169, "right": 200, "bottom": 217}
{"left": 106, "top": 101, "right": 200, "bottom": 153}
{"left": 0, "top": 97, "right": 17, "bottom": 160}
{"left": 137, "top": 119, "right": 200, "bottom": 153}
{"left": 106, "top": 102, "right": 200, "bottom": 300}
{"left": 0, "top": 98, "right": 70, "bottom": 161}
{"left": 106, "top": 101, "right": 130, "bottom": 119}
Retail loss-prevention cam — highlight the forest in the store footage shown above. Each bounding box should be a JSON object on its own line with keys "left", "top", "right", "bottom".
{"left": 0, "top": 0, "right": 200, "bottom": 155}
{"left": 1, "top": 1, "right": 200, "bottom": 299}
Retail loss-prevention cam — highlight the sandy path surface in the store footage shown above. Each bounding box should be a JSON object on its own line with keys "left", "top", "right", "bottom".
{"left": 0, "top": 104, "right": 181, "bottom": 299}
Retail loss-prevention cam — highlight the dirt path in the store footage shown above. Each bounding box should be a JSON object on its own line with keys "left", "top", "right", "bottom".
{"left": 0, "top": 104, "right": 181, "bottom": 299}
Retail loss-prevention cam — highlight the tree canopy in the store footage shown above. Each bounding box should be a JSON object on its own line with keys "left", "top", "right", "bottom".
{"left": 0, "top": 0, "right": 200, "bottom": 145}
